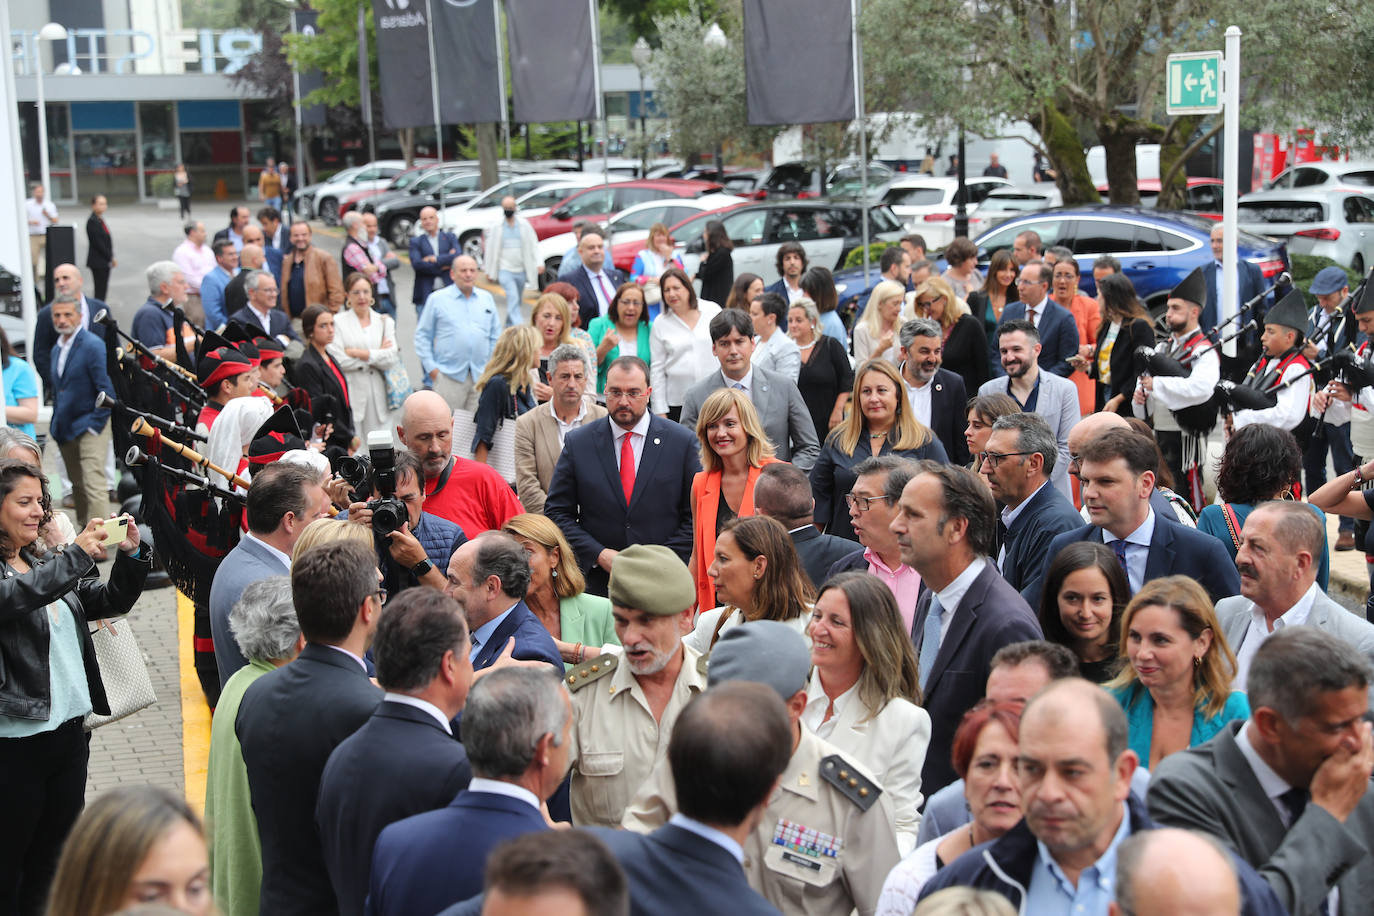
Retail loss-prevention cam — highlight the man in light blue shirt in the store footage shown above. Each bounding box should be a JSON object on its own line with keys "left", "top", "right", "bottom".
{"left": 416, "top": 254, "right": 500, "bottom": 412}
{"left": 201, "top": 239, "right": 239, "bottom": 331}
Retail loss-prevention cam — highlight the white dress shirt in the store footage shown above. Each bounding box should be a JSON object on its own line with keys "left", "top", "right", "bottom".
{"left": 55, "top": 332, "right": 77, "bottom": 378}
{"left": 723, "top": 367, "right": 754, "bottom": 398}
{"left": 904, "top": 377, "right": 933, "bottom": 430}
{"left": 383, "top": 692, "right": 452, "bottom": 734}
{"left": 1232, "top": 582, "right": 1319, "bottom": 690}
{"left": 241, "top": 531, "right": 293, "bottom": 570}
{"left": 613, "top": 411, "right": 651, "bottom": 475}
{"left": 551, "top": 399, "right": 588, "bottom": 446}
{"left": 935, "top": 556, "right": 988, "bottom": 643}
{"left": 467, "top": 777, "right": 541, "bottom": 811}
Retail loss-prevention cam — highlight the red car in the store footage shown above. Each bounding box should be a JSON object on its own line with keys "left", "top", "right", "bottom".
{"left": 1095, "top": 177, "right": 1225, "bottom": 219}
{"left": 526, "top": 179, "right": 723, "bottom": 240}
{"left": 607, "top": 204, "right": 746, "bottom": 273}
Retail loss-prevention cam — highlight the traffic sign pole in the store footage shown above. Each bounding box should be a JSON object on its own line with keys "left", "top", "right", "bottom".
{"left": 1222, "top": 27, "right": 1241, "bottom": 357}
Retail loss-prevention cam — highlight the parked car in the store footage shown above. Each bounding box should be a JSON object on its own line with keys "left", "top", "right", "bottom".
{"left": 354, "top": 164, "right": 473, "bottom": 219}
{"left": 1238, "top": 189, "right": 1374, "bottom": 273}
{"left": 525, "top": 179, "right": 724, "bottom": 240}
{"left": 1094, "top": 177, "right": 1225, "bottom": 219}
{"left": 373, "top": 169, "right": 488, "bottom": 246}
{"left": 339, "top": 162, "right": 443, "bottom": 218}
{"left": 293, "top": 165, "right": 364, "bottom": 220}
{"left": 969, "top": 207, "right": 1288, "bottom": 314}
{"left": 304, "top": 160, "right": 412, "bottom": 225}
{"left": 432, "top": 174, "right": 621, "bottom": 260}
{"left": 878, "top": 175, "right": 1012, "bottom": 247}
{"left": 538, "top": 194, "right": 746, "bottom": 280}
{"left": 1262, "top": 160, "right": 1374, "bottom": 191}
{"left": 755, "top": 160, "right": 894, "bottom": 201}
{"left": 966, "top": 186, "right": 1064, "bottom": 235}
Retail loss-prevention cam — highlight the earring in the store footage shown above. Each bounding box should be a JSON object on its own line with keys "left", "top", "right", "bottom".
{"left": 551, "top": 568, "right": 558, "bottom": 579}
{"left": 1193, "top": 656, "right": 1201, "bottom": 668}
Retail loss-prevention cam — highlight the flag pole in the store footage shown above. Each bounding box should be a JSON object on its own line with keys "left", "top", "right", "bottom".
{"left": 425, "top": 0, "right": 444, "bottom": 165}
{"left": 494, "top": 0, "right": 509, "bottom": 180}
{"left": 589, "top": 0, "right": 608, "bottom": 188}
{"left": 358, "top": 6, "right": 376, "bottom": 164}
{"left": 851, "top": 0, "right": 869, "bottom": 289}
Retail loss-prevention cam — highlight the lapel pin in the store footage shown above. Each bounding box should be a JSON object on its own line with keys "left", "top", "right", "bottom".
{"left": 935, "top": 384, "right": 943, "bottom": 392}
{"left": 653, "top": 437, "right": 660, "bottom": 445}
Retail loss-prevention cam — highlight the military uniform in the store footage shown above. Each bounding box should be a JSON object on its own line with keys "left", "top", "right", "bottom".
{"left": 622, "top": 726, "right": 900, "bottom": 916}
{"left": 566, "top": 643, "right": 708, "bottom": 827}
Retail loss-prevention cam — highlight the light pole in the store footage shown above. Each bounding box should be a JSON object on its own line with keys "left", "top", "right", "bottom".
{"left": 34, "top": 22, "right": 68, "bottom": 198}
{"left": 703, "top": 24, "right": 727, "bottom": 177}
{"left": 632, "top": 37, "right": 652, "bottom": 178}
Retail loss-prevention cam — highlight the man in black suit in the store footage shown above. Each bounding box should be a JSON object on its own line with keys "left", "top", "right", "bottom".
{"left": 235, "top": 540, "right": 384, "bottom": 916}
{"left": 980, "top": 412, "right": 1084, "bottom": 603}
{"left": 85, "top": 194, "right": 113, "bottom": 301}
{"left": 898, "top": 317, "right": 970, "bottom": 464}
{"left": 317, "top": 588, "right": 475, "bottom": 916}
{"left": 1044, "top": 428, "right": 1241, "bottom": 603}
{"left": 591, "top": 682, "right": 789, "bottom": 916}
{"left": 753, "top": 463, "right": 857, "bottom": 589}
{"left": 560, "top": 228, "right": 628, "bottom": 331}
{"left": 444, "top": 532, "right": 562, "bottom": 675}
{"left": 33, "top": 263, "right": 107, "bottom": 395}
{"left": 893, "top": 461, "right": 1043, "bottom": 796}
{"left": 546, "top": 356, "right": 700, "bottom": 596}
{"left": 1203, "top": 221, "right": 1269, "bottom": 341}
{"left": 366, "top": 667, "right": 571, "bottom": 916}
{"left": 227, "top": 268, "right": 299, "bottom": 346}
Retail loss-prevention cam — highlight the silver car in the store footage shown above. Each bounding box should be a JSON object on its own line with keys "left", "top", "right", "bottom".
{"left": 1238, "top": 188, "right": 1374, "bottom": 272}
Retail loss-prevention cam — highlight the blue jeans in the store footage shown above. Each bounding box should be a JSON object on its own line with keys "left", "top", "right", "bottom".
{"left": 498, "top": 270, "right": 526, "bottom": 326}
{"left": 1305, "top": 421, "right": 1356, "bottom": 531}
{"left": 264, "top": 195, "right": 282, "bottom": 211}
{"left": 374, "top": 293, "right": 396, "bottom": 319}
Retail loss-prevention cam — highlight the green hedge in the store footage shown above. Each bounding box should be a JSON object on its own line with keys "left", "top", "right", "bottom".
{"left": 843, "top": 241, "right": 901, "bottom": 269}
{"left": 149, "top": 172, "right": 175, "bottom": 198}
{"left": 1289, "top": 254, "right": 1361, "bottom": 306}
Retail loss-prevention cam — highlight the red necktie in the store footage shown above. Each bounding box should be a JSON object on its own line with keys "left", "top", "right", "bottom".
{"left": 596, "top": 273, "right": 612, "bottom": 311}
{"left": 619, "top": 431, "right": 636, "bottom": 503}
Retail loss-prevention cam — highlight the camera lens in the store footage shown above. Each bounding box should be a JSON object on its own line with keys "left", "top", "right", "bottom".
{"left": 370, "top": 497, "right": 407, "bottom": 536}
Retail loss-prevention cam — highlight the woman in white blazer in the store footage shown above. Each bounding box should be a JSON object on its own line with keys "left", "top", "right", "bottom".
{"left": 804, "top": 571, "right": 931, "bottom": 855}
{"left": 327, "top": 272, "right": 401, "bottom": 441}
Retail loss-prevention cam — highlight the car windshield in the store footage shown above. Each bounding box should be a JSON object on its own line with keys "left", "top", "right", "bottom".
{"left": 884, "top": 187, "right": 946, "bottom": 207}
{"left": 413, "top": 170, "right": 458, "bottom": 192}
{"left": 1338, "top": 170, "right": 1374, "bottom": 187}
{"left": 1238, "top": 201, "right": 1326, "bottom": 223}
{"left": 389, "top": 170, "right": 428, "bottom": 190}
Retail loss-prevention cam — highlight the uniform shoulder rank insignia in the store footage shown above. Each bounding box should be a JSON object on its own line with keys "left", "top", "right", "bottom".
{"left": 819, "top": 754, "right": 881, "bottom": 812}
{"left": 566, "top": 653, "right": 617, "bottom": 691}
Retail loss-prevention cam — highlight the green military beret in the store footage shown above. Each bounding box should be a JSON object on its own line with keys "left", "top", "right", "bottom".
{"left": 609, "top": 544, "right": 695, "bottom": 616}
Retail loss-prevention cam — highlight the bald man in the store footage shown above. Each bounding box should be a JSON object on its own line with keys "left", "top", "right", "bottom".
{"left": 409, "top": 206, "right": 459, "bottom": 315}
{"left": 225, "top": 243, "right": 265, "bottom": 318}
{"left": 1110, "top": 829, "right": 1240, "bottom": 916}
{"left": 396, "top": 391, "right": 522, "bottom": 537}
{"left": 34, "top": 263, "right": 107, "bottom": 393}
{"left": 1067, "top": 411, "right": 1191, "bottom": 526}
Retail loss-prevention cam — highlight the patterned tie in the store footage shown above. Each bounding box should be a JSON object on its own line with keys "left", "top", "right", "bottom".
{"left": 595, "top": 273, "right": 612, "bottom": 312}
{"left": 1027, "top": 306, "right": 1037, "bottom": 326}
{"left": 619, "top": 431, "right": 636, "bottom": 504}
{"left": 918, "top": 594, "right": 943, "bottom": 692}
{"left": 1111, "top": 538, "right": 1129, "bottom": 576}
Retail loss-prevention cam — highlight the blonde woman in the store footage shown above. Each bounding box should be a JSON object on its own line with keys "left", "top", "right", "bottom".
{"left": 291, "top": 516, "right": 374, "bottom": 564}
{"left": 530, "top": 291, "right": 594, "bottom": 396}
{"left": 329, "top": 272, "right": 401, "bottom": 440}
{"left": 472, "top": 324, "right": 540, "bottom": 465}
{"left": 689, "top": 388, "right": 780, "bottom": 612}
{"left": 810, "top": 359, "right": 947, "bottom": 541}
{"left": 502, "top": 513, "right": 620, "bottom": 669}
{"left": 854, "top": 279, "right": 908, "bottom": 363}
{"left": 913, "top": 274, "right": 988, "bottom": 393}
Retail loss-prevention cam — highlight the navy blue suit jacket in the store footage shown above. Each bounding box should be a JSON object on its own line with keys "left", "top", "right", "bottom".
{"left": 912, "top": 561, "right": 1043, "bottom": 796}
{"left": 472, "top": 600, "right": 563, "bottom": 675}
{"left": 993, "top": 299, "right": 1079, "bottom": 377}
{"left": 318, "top": 701, "right": 472, "bottom": 916}
{"left": 590, "top": 823, "right": 783, "bottom": 916}
{"left": 235, "top": 643, "right": 383, "bottom": 915}
{"left": 545, "top": 415, "right": 701, "bottom": 596}
{"left": 926, "top": 367, "right": 970, "bottom": 465}
{"left": 366, "top": 790, "right": 549, "bottom": 916}
{"left": 1041, "top": 508, "right": 1242, "bottom": 605}
{"left": 34, "top": 297, "right": 107, "bottom": 393}
{"left": 1203, "top": 258, "right": 1266, "bottom": 332}
{"left": 1000, "top": 482, "right": 1086, "bottom": 605}
{"left": 561, "top": 264, "right": 629, "bottom": 331}
{"left": 264, "top": 245, "right": 284, "bottom": 285}
{"left": 227, "top": 305, "right": 300, "bottom": 342}
{"left": 409, "top": 231, "right": 459, "bottom": 305}
{"left": 49, "top": 328, "right": 113, "bottom": 444}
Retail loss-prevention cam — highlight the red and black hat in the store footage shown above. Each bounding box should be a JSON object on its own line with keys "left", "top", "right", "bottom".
{"left": 197, "top": 345, "right": 254, "bottom": 390}
{"left": 247, "top": 405, "right": 306, "bottom": 466}
{"left": 220, "top": 321, "right": 269, "bottom": 366}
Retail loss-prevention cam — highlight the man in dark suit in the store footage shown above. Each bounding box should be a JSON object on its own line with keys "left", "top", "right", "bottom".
{"left": 444, "top": 532, "right": 562, "bottom": 674}
{"left": 678, "top": 309, "right": 820, "bottom": 470}
{"left": 753, "top": 463, "right": 858, "bottom": 589}
{"left": 546, "top": 356, "right": 701, "bottom": 596}
{"left": 34, "top": 263, "right": 107, "bottom": 395}
{"left": 590, "top": 682, "right": 789, "bottom": 916}
{"left": 980, "top": 413, "right": 1084, "bottom": 604}
{"left": 209, "top": 463, "right": 328, "bottom": 686}
{"left": 764, "top": 241, "right": 808, "bottom": 302}
{"left": 48, "top": 294, "right": 114, "bottom": 530}
{"left": 409, "top": 206, "right": 459, "bottom": 315}
{"left": 1149, "top": 627, "right": 1374, "bottom": 916}
{"left": 1043, "top": 428, "right": 1241, "bottom": 603}
{"left": 992, "top": 260, "right": 1079, "bottom": 377}
{"left": 560, "top": 228, "right": 628, "bottom": 331}
{"left": 85, "top": 194, "right": 113, "bottom": 301}
{"left": 235, "top": 541, "right": 384, "bottom": 916}
{"left": 899, "top": 317, "right": 970, "bottom": 464}
{"left": 893, "top": 461, "right": 1043, "bottom": 796}
{"left": 317, "top": 589, "right": 475, "bottom": 916}
{"left": 227, "top": 268, "right": 299, "bottom": 346}
{"left": 1202, "top": 221, "right": 1268, "bottom": 336}
{"left": 366, "top": 667, "right": 570, "bottom": 916}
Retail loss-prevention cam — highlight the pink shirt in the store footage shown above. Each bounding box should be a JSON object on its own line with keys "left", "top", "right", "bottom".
{"left": 866, "top": 547, "right": 922, "bottom": 632}
{"left": 173, "top": 239, "right": 217, "bottom": 292}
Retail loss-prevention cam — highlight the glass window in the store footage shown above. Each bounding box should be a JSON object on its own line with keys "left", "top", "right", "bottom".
{"left": 1237, "top": 201, "right": 1325, "bottom": 223}
{"left": 1155, "top": 230, "right": 1194, "bottom": 251}
{"left": 180, "top": 129, "right": 244, "bottom": 198}
{"left": 1343, "top": 197, "right": 1372, "bottom": 224}
{"left": 767, "top": 209, "right": 821, "bottom": 242}
{"left": 967, "top": 180, "right": 1004, "bottom": 204}
{"left": 1338, "top": 170, "right": 1374, "bottom": 187}
{"left": 139, "top": 102, "right": 175, "bottom": 199}
{"left": 75, "top": 132, "right": 140, "bottom": 200}
{"left": 722, "top": 208, "right": 768, "bottom": 245}
{"left": 559, "top": 188, "right": 616, "bottom": 217}
{"left": 821, "top": 208, "right": 861, "bottom": 238}
{"left": 977, "top": 219, "right": 1063, "bottom": 259}
{"left": 884, "top": 186, "right": 945, "bottom": 207}
{"left": 1186, "top": 184, "right": 1224, "bottom": 212}
{"left": 869, "top": 206, "right": 903, "bottom": 233}
{"left": 520, "top": 186, "right": 578, "bottom": 209}
{"left": 764, "top": 164, "right": 815, "bottom": 195}
{"left": 1292, "top": 168, "right": 1328, "bottom": 187}
{"left": 614, "top": 187, "right": 674, "bottom": 208}
{"left": 1069, "top": 219, "right": 1142, "bottom": 255}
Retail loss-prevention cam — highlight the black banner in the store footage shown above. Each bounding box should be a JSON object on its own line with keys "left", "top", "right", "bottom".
{"left": 506, "top": 0, "right": 598, "bottom": 123}
{"left": 743, "top": 0, "right": 855, "bottom": 126}
{"left": 372, "top": 0, "right": 503, "bottom": 129}
{"left": 292, "top": 9, "right": 326, "bottom": 127}
{"left": 372, "top": 0, "right": 433, "bottom": 129}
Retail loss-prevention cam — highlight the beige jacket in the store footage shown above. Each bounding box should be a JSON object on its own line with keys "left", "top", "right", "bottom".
{"left": 512, "top": 399, "right": 607, "bottom": 514}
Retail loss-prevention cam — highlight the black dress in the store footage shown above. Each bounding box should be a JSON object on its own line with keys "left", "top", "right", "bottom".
{"left": 291, "top": 346, "right": 355, "bottom": 452}
{"left": 940, "top": 314, "right": 989, "bottom": 396}
{"left": 796, "top": 335, "right": 855, "bottom": 443}
{"left": 697, "top": 248, "right": 734, "bottom": 306}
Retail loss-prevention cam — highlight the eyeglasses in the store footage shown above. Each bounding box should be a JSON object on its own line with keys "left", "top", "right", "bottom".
{"left": 915, "top": 298, "right": 942, "bottom": 309}
{"left": 1015, "top": 277, "right": 1045, "bottom": 286}
{"left": 375, "top": 586, "right": 389, "bottom": 606}
{"left": 979, "top": 450, "right": 1035, "bottom": 468}
{"left": 845, "top": 493, "right": 892, "bottom": 512}
{"left": 605, "top": 388, "right": 646, "bottom": 401}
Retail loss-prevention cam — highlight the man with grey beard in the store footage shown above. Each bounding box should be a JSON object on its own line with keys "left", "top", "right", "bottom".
{"left": 563, "top": 544, "right": 707, "bottom": 827}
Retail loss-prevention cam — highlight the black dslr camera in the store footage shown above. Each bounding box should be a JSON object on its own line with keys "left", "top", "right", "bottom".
{"left": 338, "top": 430, "right": 407, "bottom": 536}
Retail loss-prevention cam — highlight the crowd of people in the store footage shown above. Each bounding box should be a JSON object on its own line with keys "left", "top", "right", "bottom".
{"left": 9, "top": 191, "right": 1374, "bottom": 916}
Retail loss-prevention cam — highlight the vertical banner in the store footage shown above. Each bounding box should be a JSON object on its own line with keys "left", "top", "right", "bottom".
{"left": 372, "top": 0, "right": 433, "bottom": 129}
{"left": 291, "top": 9, "right": 326, "bottom": 127}
{"left": 432, "top": 0, "right": 503, "bottom": 123}
{"left": 742, "top": 0, "right": 855, "bottom": 125}
{"left": 505, "top": 0, "right": 598, "bottom": 123}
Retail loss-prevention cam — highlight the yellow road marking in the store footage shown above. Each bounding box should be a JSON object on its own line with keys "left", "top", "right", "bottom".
{"left": 178, "top": 590, "right": 212, "bottom": 814}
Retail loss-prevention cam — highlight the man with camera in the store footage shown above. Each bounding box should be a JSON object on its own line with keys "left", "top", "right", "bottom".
{"left": 343, "top": 438, "right": 467, "bottom": 598}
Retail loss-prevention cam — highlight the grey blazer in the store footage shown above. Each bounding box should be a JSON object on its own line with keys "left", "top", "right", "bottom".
{"left": 1148, "top": 721, "right": 1374, "bottom": 916}
{"left": 678, "top": 366, "right": 820, "bottom": 470}
{"left": 1217, "top": 592, "right": 1374, "bottom": 695}
{"left": 977, "top": 369, "right": 1079, "bottom": 502}
{"left": 208, "top": 536, "right": 290, "bottom": 688}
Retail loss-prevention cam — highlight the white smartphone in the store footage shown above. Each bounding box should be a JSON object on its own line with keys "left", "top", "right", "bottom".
{"left": 100, "top": 516, "right": 130, "bottom": 545}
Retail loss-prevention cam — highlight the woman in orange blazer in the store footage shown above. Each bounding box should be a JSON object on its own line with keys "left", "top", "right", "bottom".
{"left": 689, "top": 387, "right": 781, "bottom": 612}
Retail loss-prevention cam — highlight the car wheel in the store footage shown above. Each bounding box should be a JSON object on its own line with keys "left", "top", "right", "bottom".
{"left": 293, "top": 197, "right": 313, "bottom": 220}
{"left": 1145, "top": 295, "right": 1169, "bottom": 338}
{"left": 388, "top": 217, "right": 413, "bottom": 249}
{"left": 461, "top": 231, "right": 484, "bottom": 261}
{"left": 319, "top": 197, "right": 340, "bottom": 225}
{"left": 1354, "top": 254, "right": 1366, "bottom": 275}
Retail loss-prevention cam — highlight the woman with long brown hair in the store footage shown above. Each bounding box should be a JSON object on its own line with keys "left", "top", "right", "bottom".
{"left": 649, "top": 266, "right": 721, "bottom": 421}
{"left": 1089, "top": 272, "right": 1154, "bottom": 415}
{"left": 695, "top": 219, "right": 735, "bottom": 306}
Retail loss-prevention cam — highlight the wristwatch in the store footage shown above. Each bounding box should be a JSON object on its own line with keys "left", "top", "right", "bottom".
{"left": 411, "top": 558, "right": 434, "bottom": 578}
